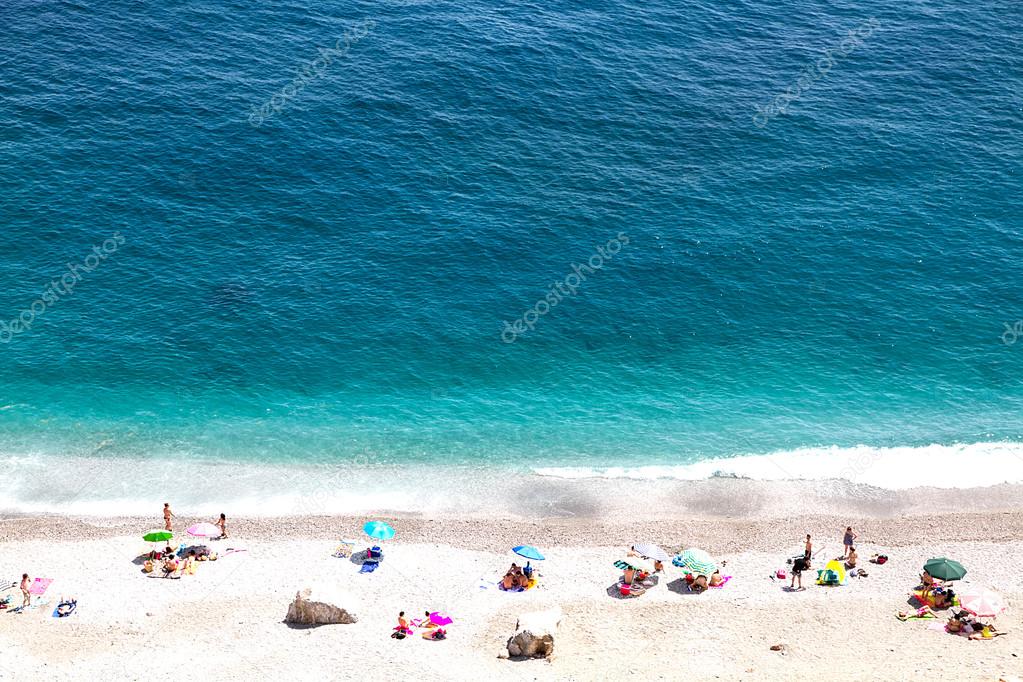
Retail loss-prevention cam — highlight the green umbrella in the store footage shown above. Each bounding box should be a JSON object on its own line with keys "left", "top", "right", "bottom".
{"left": 672, "top": 548, "right": 717, "bottom": 576}
{"left": 143, "top": 530, "right": 173, "bottom": 543}
{"left": 923, "top": 557, "right": 967, "bottom": 581}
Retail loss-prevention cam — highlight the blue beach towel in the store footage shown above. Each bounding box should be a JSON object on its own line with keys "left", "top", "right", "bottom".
{"left": 360, "top": 561, "right": 379, "bottom": 574}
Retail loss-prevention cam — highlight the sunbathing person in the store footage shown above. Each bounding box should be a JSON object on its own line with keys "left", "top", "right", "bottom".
{"left": 622, "top": 567, "right": 636, "bottom": 585}
{"left": 161, "top": 557, "right": 180, "bottom": 577}
{"left": 654, "top": 560, "right": 664, "bottom": 572}
{"left": 845, "top": 547, "right": 858, "bottom": 569}
{"left": 709, "top": 570, "right": 724, "bottom": 587}
{"left": 691, "top": 574, "right": 709, "bottom": 592}
{"left": 516, "top": 573, "right": 530, "bottom": 589}
{"left": 502, "top": 572, "right": 516, "bottom": 590}
{"left": 56, "top": 597, "right": 77, "bottom": 617}
{"left": 932, "top": 588, "right": 955, "bottom": 609}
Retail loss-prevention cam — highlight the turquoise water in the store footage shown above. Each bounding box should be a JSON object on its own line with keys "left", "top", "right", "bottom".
{"left": 1, "top": 0, "right": 1021, "bottom": 512}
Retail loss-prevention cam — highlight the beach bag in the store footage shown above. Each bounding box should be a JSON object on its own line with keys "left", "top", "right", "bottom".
{"left": 776, "top": 569, "right": 786, "bottom": 579}
{"left": 876, "top": 555, "right": 888, "bottom": 564}
{"left": 143, "top": 560, "right": 155, "bottom": 573}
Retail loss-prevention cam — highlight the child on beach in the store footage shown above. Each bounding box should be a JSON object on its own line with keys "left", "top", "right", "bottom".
{"left": 20, "top": 573, "right": 30, "bottom": 609}
{"left": 842, "top": 527, "right": 857, "bottom": 558}
{"left": 804, "top": 535, "right": 812, "bottom": 560}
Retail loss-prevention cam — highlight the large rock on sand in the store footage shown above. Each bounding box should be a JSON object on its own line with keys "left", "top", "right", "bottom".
{"left": 285, "top": 586, "right": 359, "bottom": 625}
{"left": 506, "top": 607, "right": 561, "bottom": 659}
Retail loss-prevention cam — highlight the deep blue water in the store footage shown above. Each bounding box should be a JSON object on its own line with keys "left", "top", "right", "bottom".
{"left": 1, "top": 0, "right": 1021, "bottom": 510}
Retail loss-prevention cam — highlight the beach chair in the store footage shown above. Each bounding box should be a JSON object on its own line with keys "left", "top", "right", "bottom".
{"left": 333, "top": 540, "right": 356, "bottom": 558}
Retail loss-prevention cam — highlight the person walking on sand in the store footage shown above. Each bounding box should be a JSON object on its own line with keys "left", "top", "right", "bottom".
{"left": 215, "top": 513, "right": 227, "bottom": 539}
{"left": 842, "top": 527, "right": 857, "bottom": 558}
{"left": 20, "top": 573, "right": 31, "bottom": 609}
{"left": 790, "top": 556, "right": 809, "bottom": 591}
{"left": 163, "top": 502, "right": 174, "bottom": 531}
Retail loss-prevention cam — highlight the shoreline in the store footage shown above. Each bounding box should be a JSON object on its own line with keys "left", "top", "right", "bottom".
{"left": 4, "top": 507, "right": 1023, "bottom": 552}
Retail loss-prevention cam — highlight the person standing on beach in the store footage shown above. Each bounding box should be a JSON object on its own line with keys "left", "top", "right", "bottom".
{"left": 804, "top": 534, "right": 812, "bottom": 560}
{"left": 161, "top": 501, "right": 173, "bottom": 531}
{"left": 790, "top": 557, "right": 809, "bottom": 591}
{"left": 842, "top": 527, "right": 857, "bottom": 558}
{"left": 20, "top": 573, "right": 30, "bottom": 609}
{"left": 215, "top": 513, "right": 227, "bottom": 539}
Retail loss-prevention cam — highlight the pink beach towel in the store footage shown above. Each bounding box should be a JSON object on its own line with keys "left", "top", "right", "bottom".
{"left": 29, "top": 578, "right": 53, "bottom": 595}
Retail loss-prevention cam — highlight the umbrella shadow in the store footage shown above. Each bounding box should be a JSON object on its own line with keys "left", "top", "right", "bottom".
{"left": 606, "top": 575, "right": 659, "bottom": 599}
{"left": 666, "top": 578, "right": 704, "bottom": 596}
{"left": 349, "top": 550, "right": 384, "bottom": 566}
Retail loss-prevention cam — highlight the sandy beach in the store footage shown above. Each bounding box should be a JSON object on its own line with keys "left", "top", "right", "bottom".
{"left": 2, "top": 502, "right": 1022, "bottom": 681}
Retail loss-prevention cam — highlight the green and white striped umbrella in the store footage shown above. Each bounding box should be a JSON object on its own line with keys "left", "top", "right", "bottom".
{"left": 672, "top": 548, "right": 717, "bottom": 576}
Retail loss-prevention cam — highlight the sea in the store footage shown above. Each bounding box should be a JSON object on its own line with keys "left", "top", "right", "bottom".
{"left": 1, "top": 0, "right": 1021, "bottom": 516}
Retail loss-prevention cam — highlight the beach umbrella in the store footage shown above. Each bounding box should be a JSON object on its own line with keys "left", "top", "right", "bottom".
{"left": 143, "top": 530, "right": 173, "bottom": 544}
{"left": 923, "top": 557, "right": 967, "bottom": 582}
{"left": 632, "top": 543, "right": 670, "bottom": 563}
{"left": 960, "top": 588, "right": 1006, "bottom": 618}
{"left": 429, "top": 611, "right": 453, "bottom": 626}
{"left": 363, "top": 521, "right": 395, "bottom": 541}
{"left": 672, "top": 548, "right": 717, "bottom": 576}
{"left": 818, "top": 560, "right": 846, "bottom": 585}
{"left": 513, "top": 545, "right": 545, "bottom": 561}
{"left": 186, "top": 522, "right": 221, "bottom": 538}
{"left": 615, "top": 557, "right": 656, "bottom": 573}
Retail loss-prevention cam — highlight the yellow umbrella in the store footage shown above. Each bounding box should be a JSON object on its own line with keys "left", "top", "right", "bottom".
{"left": 817, "top": 560, "right": 846, "bottom": 585}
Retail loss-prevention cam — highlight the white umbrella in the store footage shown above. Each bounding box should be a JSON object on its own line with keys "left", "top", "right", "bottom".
{"left": 632, "top": 543, "right": 670, "bottom": 563}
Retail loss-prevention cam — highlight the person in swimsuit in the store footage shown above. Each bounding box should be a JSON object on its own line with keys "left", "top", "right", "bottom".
{"left": 845, "top": 546, "right": 858, "bottom": 569}
{"left": 804, "top": 534, "right": 812, "bottom": 561}
{"left": 20, "top": 573, "right": 30, "bottom": 609}
{"left": 215, "top": 513, "right": 227, "bottom": 539}
{"left": 163, "top": 503, "right": 174, "bottom": 531}
{"left": 842, "top": 527, "right": 857, "bottom": 558}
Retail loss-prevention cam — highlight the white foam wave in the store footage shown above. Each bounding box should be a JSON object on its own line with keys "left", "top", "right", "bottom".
{"left": 532, "top": 442, "right": 1023, "bottom": 490}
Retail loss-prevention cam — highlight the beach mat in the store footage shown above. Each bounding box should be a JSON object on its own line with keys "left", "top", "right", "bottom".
{"left": 29, "top": 578, "right": 53, "bottom": 595}
{"left": 359, "top": 561, "right": 379, "bottom": 574}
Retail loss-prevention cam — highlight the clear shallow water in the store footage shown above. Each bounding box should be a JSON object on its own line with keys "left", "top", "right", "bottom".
{"left": 1, "top": 0, "right": 1021, "bottom": 513}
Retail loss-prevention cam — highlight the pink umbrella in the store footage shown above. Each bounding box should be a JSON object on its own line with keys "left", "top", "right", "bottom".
{"left": 960, "top": 588, "right": 1006, "bottom": 618}
{"left": 186, "top": 522, "right": 221, "bottom": 538}
{"left": 429, "top": 611, "right": 453, "bottom": 626}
